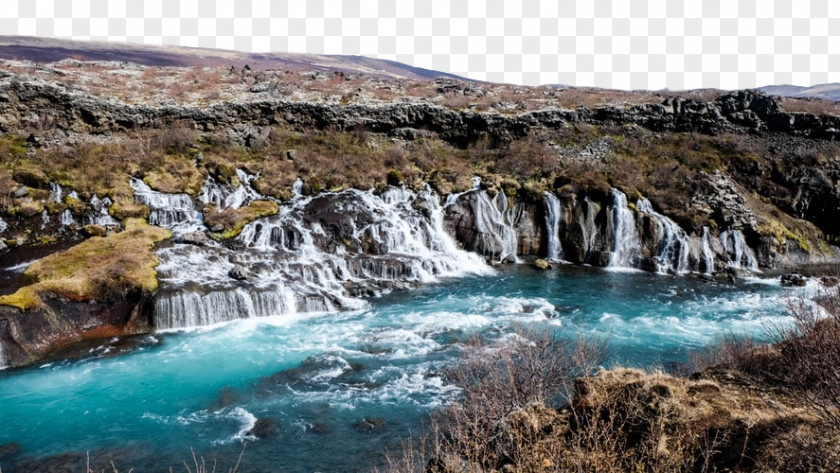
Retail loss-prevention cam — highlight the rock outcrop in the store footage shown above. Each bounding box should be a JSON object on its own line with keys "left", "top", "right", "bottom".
{"left": 0, "top": 292, "right": 151, "bottom": 367}
{"left": 4, "top": 71, "right": 840, "bottom": 145}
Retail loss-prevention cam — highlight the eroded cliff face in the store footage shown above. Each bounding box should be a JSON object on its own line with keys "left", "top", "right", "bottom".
{"left": 0, "top": 292, "right": 151, "bottom": 367}
{"left": 3, "top": 70, "right": 840, "bottom": 142}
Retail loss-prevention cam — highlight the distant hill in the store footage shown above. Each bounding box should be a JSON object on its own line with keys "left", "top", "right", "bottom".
{"left": 758, "top": 83, "right": 840, "bottom": 101}
{"left": 0, "top": 35, "right": 463, "bottom": 81}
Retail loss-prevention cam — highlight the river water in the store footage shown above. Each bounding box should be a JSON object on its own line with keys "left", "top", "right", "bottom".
{"left": 0, "top": 265, "right": 804, "bottom": 472}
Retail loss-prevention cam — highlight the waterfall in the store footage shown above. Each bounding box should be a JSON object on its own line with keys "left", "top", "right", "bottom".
{"left": 292, "top": 178, "right": 304, "bottom": 196}
{"left": 543, "top": 192, "right": 564, "bottom": 261}
{"left": 87, "top": 195, "right": 120, "bottom": 227}
{"left": 131, "top": 178, "right": 202, "bottom": 233}
{"left": 455, "top": 191, "right": 519, "bottom": 263}
{"left": 607, "top": 189, "right": 641, "bottom": 269}
{"left": 59, "top": 210, "right": 75, "bottom": 226}
{"left": 153, "top": 186, "right": 492, "bottom": 329}
{"left": 197, "top": 170, "right": 261, "bottom": 210}
{"left": 720, "top": 229, "right": 760, "bottom": 272}
{"left": 0, "top": 217, "right": 7, "bottom": 234}
{"left": 701, "top": 227, "right": 716, "bottom": 274}
{"left": 636, "top": 198, "right": 692, "bottom": 274}
{"left": 49, "top": 182, "right": 63, "bottom": 203}
{"left": 40, "top": 210, "right": 49, "bottom": 229}
{"left": 153, "top": 285, "right": 299, "bottom": 330}
{"left": 472, "top": 176, "right": 481, "bottom": 190}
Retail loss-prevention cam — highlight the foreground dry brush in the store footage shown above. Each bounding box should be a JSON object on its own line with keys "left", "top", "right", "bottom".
{"left": 385, "top": 300, "right": 840, "bottom": 473}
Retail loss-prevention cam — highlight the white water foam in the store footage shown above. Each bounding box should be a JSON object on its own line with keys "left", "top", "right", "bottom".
{"left": 543, "top": 191, "right": 565, "bottom": 262}
{"left": 153, "top": 186, "right": 492, "bottom": 330}
{"left": 720, "top": 229, "right": 760, "bottom": 272}
{"left": 131, "top": 178, "right": 202, "bottom": 234}
{"left": 607, "top": 189, "right": 641, "bottom": 269}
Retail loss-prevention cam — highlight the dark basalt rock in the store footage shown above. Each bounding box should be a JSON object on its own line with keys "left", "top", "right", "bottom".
{"left": 248, "top": 418, "right": 277, "bottom": 438}
{"left": 0, "top": 292, "right": 151, "bottom": 369}
{"left": 780, "top": 273, "right": 807, "bottom": 287}
{"left": 228, "top": 264, "right": 250, "bottom": 280}
{"left": 308, "top": 422, "right": 331, "bottom": 435}
{"left": 354, "top": 417, "right": 386, "bottom": 432}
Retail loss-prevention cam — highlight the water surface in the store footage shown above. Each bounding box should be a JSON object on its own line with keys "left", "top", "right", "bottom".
{"left": 0, "top": 265, "right": 803, "bottom": 472}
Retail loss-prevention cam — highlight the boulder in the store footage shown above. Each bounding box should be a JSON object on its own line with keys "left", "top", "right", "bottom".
{"left": 228, "top": 264, "right": 250, "bottom": 281}
{"left": 354, "top": 417, "right": 386, "bottom": 432}
{"left": 177, "top": 231, "right": 210, "bottom": 246}
{"left": 780, "top": 273, "right": 807, "bottom": 287}
{"left": 533, "top": 259, "right": 551, "bottom": 270}
{"left": 12, "top": 186, "right": 28, "bottom": 198}
{"left": 248, "top": 418, "right": 277, "bottom": 438}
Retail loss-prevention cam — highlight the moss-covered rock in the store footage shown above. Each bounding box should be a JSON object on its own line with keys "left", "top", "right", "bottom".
{"left": 0, "top": 219, "right": 171, "bottom": 310}
{"left": 204, "top": 200, "right": 279, "bottom": 239}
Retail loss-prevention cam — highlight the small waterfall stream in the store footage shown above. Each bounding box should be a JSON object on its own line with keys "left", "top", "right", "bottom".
{"left": 292, "top": 178, "right": 304, "bottom": 196}
{"left": 607, "top": 189, "right": 641, "bottom": 268}
{"left": 543, "top": 191, "right": 564, "bottom": 261}
{"left": 720, "top": 229, "right": 760, "bottom": 272}
{"left": 636, "top": 198, "right": 693, "bottom": 274}
{"left": 87, "top": 195, "right": 120, "bottom": 227}
{"left": 701, "top": 227, "right": 716, "bottom": 274}
{"left": 131, "top": 179, "right": 202, "bottom": 233}
{"left": 197, "top": 170, "right": 261, "bottom": 210}
{"left": 446, "top": 190, "right": 518, "bottom": 263}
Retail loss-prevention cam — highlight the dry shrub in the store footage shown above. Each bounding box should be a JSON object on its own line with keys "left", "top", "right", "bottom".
{"left": 754, "top": 293, "right": 840, "bottom": 429}
{"left": 383, "top": 319, "right": 839, "bottom": 473}
{"left": 779, "top": 97, "right": 840, "bottom": 116}
{"left": 495, "top": 135, "right": 556, "bottom": 180}
{"left": 687, "top": 289, "right": 840, "bottom": 472}
{"left": 0, "top": 170, "right": 17, "bottom": 211}
{"left": 385, "top": 328, "right": 609, "bottom": 473}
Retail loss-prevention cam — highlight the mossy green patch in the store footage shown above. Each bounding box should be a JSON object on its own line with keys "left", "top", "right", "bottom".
{"left": 0, "top": 219, "right": 171, "bottom": 311}
{"left": 0, "top": 134, "right": 28, "bottom": 159}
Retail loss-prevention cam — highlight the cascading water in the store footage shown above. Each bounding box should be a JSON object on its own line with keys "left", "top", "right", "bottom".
{"left": 446, "top": 190, "right": 518, "bottom": 263}
{"left": 543, "top": 192, "right": 565, "bottom": 261}
{"left": 87, "top": 195, "right": 120, "bottom": 227}
{"left": 197, "top": 170, "right": 261, "bottom": 210}
{"left": 636, "top": 198, "right": 694, "bottom": 274}
{"left": 701, "top": 227, "right": 717, "bottom": 274}
{"left": 720, "top": 229, "right": 760, "bottom": 272}
{"left": 607, "top": 189, "right": 641, "bottom": 269}
{"left": 59, "top": 209, "right": 76, "bottom": 227}
{"left": 153, "top": 185, "right": 492, "bottom": 330}
{"left": 0, "top": 217, "right": 7, "bottom": 234}
{"left": 131, "top": 178, "right": 202, "bottom": 233}
{"left": 292, "top": 178, "right": 304, "bottom": 196}
{"left": 49, "top": 182, "right": 63, "bottom": 203}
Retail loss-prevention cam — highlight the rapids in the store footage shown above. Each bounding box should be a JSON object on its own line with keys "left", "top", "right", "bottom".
{"left": 0, "top": 177, "right": 816, "bottom": 472}
{"left": 0, "top": 266, "right": 808, "bottom": 472}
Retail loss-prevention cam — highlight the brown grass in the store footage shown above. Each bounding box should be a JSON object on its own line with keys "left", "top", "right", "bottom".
{"left": 383, "top": 313, "right": 840, "bottom": 473}
{"left": 204, "top": 200, "right": 279, "bottom": 239}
